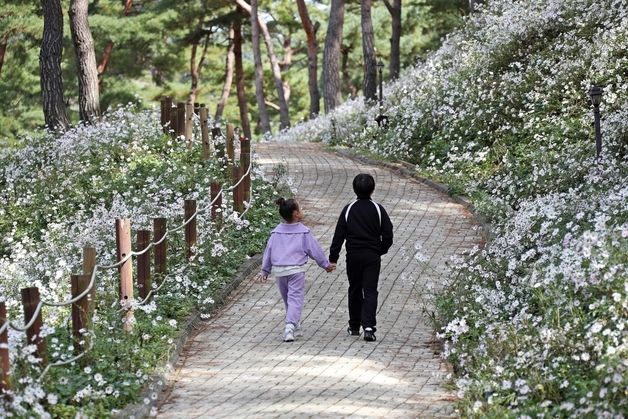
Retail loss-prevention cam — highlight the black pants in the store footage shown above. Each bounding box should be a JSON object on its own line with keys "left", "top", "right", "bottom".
{"left": 346, "top": 253, "right": 381, "bottom": 332}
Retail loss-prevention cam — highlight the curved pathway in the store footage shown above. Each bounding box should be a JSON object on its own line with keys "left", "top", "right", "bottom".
{"left": 157, "top": 142, "right": 480, "bottom": 418}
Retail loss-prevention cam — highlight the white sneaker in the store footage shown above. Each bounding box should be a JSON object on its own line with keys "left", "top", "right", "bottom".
{"left": 283, "top": 323, "right": 295, "bottom": 342}
{"left": 294, "top": 323, "right": 303, "bottom": 337}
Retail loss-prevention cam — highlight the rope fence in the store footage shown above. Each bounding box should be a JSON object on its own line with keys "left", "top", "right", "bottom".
{"left": 0, "top": 97, "right": 255, "bottom": 392}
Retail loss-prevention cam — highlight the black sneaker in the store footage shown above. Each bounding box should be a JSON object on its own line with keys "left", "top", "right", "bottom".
{"left": 347, "top": 326, "right": 360, "bottom": 336}
{"left": 363, "top": 327, "right": 376, "bottom": 342}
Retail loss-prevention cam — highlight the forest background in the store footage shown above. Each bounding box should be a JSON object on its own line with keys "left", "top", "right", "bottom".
{"left": 0, "top": 0, "right": 469, "bottom": 144}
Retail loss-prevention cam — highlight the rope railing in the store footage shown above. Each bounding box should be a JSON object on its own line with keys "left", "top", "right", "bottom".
{"left": 0, "top": 105, "right": 256, "bottom": 390}
{"left": 0, "top": 158, "right": 253, "bottom": 333}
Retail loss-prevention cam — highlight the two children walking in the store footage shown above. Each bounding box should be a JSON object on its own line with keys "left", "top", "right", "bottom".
{"left": 260, "top": 173, "right": 394, "bottom": 343}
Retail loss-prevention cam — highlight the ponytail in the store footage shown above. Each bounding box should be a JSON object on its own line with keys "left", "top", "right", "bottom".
{"left": 276, "top": 197, "right": 299, "bottom": 222}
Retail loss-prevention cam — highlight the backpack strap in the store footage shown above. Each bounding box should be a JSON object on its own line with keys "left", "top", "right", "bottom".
{"left": 345, "top": 200, "right": 381, "bottom": 226}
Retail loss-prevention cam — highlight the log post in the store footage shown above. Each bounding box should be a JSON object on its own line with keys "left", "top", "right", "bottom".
{"left": 137, "top": 230, "right": 151, "bottom": 300}
{"left": 115, "top": 219, "right": 134, "bottom": 332}
{"left": 71, "top": 274, "right": 91, "bottom": 354}
{"left": 0, "top": 302, "right": 10, "bottom": 391}
{"left": 20, "top": 287, "right": 47, "bottom": 365}
{"left": 226, "top": 123, "right": 235, "bottom": 165}
{"left": 210, "top": 182, "right": 222, "bottom": 224}
{"left": 200, "top": 106, "right": 210, "bottom": 160}
{"left": 240, "top": 135, "right": 251, "bottom": 203}
{"left": 184, "top": 200, "right": 197, "bottom": 260}
{"left": 212, "top": 126, "right": 224, "bottom": 159}
{"left": 232, "top": 165, "right": 244, "bottom": 213}
{"left": 160, "top": 96, "right": 172, "bottom": 133}
{"left": 176, "top": 102, "right": 186, "bottom": 137}
{"left": 153, "top": 218, "right": 167, "bottom": 277}
{"left": 185, "top": 102, "right": 194, "bottom": 148}
{"left": 169, "top": 104, "right": 177, "bottom": 138}
{"left": 82, "top": 246, "right": 96, "bottom": 314}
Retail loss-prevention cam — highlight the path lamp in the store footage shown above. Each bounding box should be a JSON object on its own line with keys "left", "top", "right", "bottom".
{"left": 589, "top": 85, "right": 603, "bottom": 158}
{"left": 375, "top": 60, "right": 388, "bottom": 127}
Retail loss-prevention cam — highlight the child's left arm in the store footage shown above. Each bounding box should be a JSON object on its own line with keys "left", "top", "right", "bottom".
{"left": 304, "top": 232, "right": 331, "bottom": 270}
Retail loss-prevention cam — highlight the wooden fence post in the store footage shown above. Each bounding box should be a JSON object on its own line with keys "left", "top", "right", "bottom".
{"left": 160, "top": 96, "right": 172, "bottom": 133}
{"left": 226, "top": 123, "right": 235, "bottom": 164}
{"left": 115, "top": 219, "right": 134, "bottom": 332}
{"left": 185, "top": 102, "right": 194, "bottom": 148}
{"left": 137, "top": 230, "right": 151, "bottom": 300}
{"left": 169, "top": 104, "right": 177, "bottom": 138}
{"left": 153, "top": 218, "right": 167, "bottom": 277}
{"left": 232, "top": 165, "right": 244, "bottom": 213}
{"left": 20, "top": 287, "right": 47, "bottom": 365}
{"left": 184, "top": 200, "right": 197, "bottom": 260}
{"left": 213, "top": 126, "right": 224, "bottom": 159}
{"left": 176, "top": 102, "right": 186, "bottom": 137}
{"left": 210, "top": 182, "right": 222, "bottom": 224}
{"left": 71, "top": 274, "right": 90, "bottom": 354}
{"left": 240, "top": 135, "right": 251, "bottom": 203}
{"left": 82, "top": 246, "right": 96, "bottom": 314}
{"left": 200, "top": 106, "right": 210, "bottom": 160}
{"left": 0, "top": 302, "right": 10, "bottom": 392}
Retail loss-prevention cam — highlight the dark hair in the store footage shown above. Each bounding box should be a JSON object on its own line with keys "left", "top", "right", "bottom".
{"left": 276, "top": 197, "right": 299, "bottom": 222}
{"left": 352, "top": 173, "right": 375, "bottom": 198}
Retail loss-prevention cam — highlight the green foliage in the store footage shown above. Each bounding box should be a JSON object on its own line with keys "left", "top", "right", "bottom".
{"left": 0, "top": 0, "right": 467, "bottom": 143}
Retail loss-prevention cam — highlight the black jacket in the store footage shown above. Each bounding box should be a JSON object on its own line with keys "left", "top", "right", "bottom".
{"left": 329, "top": 198, "right": 394, "bottom": 263}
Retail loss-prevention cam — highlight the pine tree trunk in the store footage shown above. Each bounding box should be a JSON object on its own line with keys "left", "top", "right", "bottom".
{"left": 384, "top": 0, "right": 402, "bottom": 80}
{"left": 296, "top": 0, "right": 320, "bottom": 118}
{"left": 361, "top": 0, "right": 377, "bottom": 103}
{"left": 234, "top": 11, "right": 251, "bottom": 140}
{"left": 248, "top": 0, "right": 271, "bottom": 134}
{"left": 215, "top": 25, "right": 235, "bottom": 122}
{"left": 69, "top": 0, "right": 100, "bottom": 124}
{"left": 235, "top": 0, "right": 290, "bottom": 129}
{"left": 323, "top": 0, "right": 345, "bottom": 113}
{"left": 188, "top": 34, "right": 210, "bottom": 106}
{"left": 40, "top": 0, "right": 69, "bottom": 131}
{"left": 189, "top": 43, "right": 199, "bottom": 105}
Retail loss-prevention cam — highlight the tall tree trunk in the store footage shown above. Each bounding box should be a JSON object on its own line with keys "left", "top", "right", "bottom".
{"left": 235, "top": 0, "right": 290, "bottom": 129}
{"left": 361, "top": 0, "right": 377, "bottom": 103}
{"left": 215, "top": 25, "right": 235, "bottom": 122}
{"left": 247, "top": 0, "right": 271, "bottom": 134}
{"left": 124, "top": 0, "right": 133, "bottom": 15}
{"left": 234, "top": 10, "right": 251, "bottom": 140}
{"left": 383, "top": 0, "right": 401, "bottom": 80}
{"left": 188, "top": 34, "right": 210, "bottom": 105}
{"left": 341, "top": 45, "right": 357, "bottom": 98}
{"left": 0, "top": 42, "right": 6, "bottom": 75}
{"left": 296, "top": 0, "right": 320, "bottom": 118}
{"left": 97, "top": 41, "right": 114, "bottom": 76}
{"left": 40, "top": 0, "right": 69, "bottom": 131}
{"left": 69, "top": 0, "right": 100, "bottom": 124}
{"left": 323, "top": 0, "right": 345, "bottom": 113}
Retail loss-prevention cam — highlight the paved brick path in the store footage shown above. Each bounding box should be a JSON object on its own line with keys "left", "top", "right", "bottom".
{"left": 157, "top": 142, "right": 480, "bottom": 418}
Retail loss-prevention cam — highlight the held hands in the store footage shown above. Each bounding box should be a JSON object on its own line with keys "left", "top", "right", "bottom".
{"left": 257, "top": 272, "right": 270, "bottom": 283}
{"left": 325, "top": 263, "right": 337, "bottom": 273}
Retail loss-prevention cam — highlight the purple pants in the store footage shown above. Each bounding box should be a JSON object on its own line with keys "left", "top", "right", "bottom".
{"left": 275, "top": 272, "right": 305, "bottom": 326}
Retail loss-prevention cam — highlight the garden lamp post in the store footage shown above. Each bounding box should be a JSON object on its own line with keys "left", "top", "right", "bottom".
{"left": 377, "top": 60, "right": 384, "bottom": 108}
{"left": 589, "top": 85, "right": 603, "bottom": 158}
{"left": 375, "top": 60, "right": 388, "bottom": 127}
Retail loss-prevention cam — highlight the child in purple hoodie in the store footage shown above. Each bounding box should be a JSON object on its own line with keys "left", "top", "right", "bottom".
{"left": 260, "top": 198, "right": 335, "bottom": 342}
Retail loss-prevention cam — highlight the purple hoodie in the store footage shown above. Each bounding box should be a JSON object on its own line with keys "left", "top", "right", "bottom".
{"left": 261, "top": 222, "right": 330, "bottom": 275}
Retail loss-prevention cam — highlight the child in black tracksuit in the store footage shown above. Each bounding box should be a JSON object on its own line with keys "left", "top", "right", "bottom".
{"left": 329, "top": 173, "right": 393, "bottom": 342}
